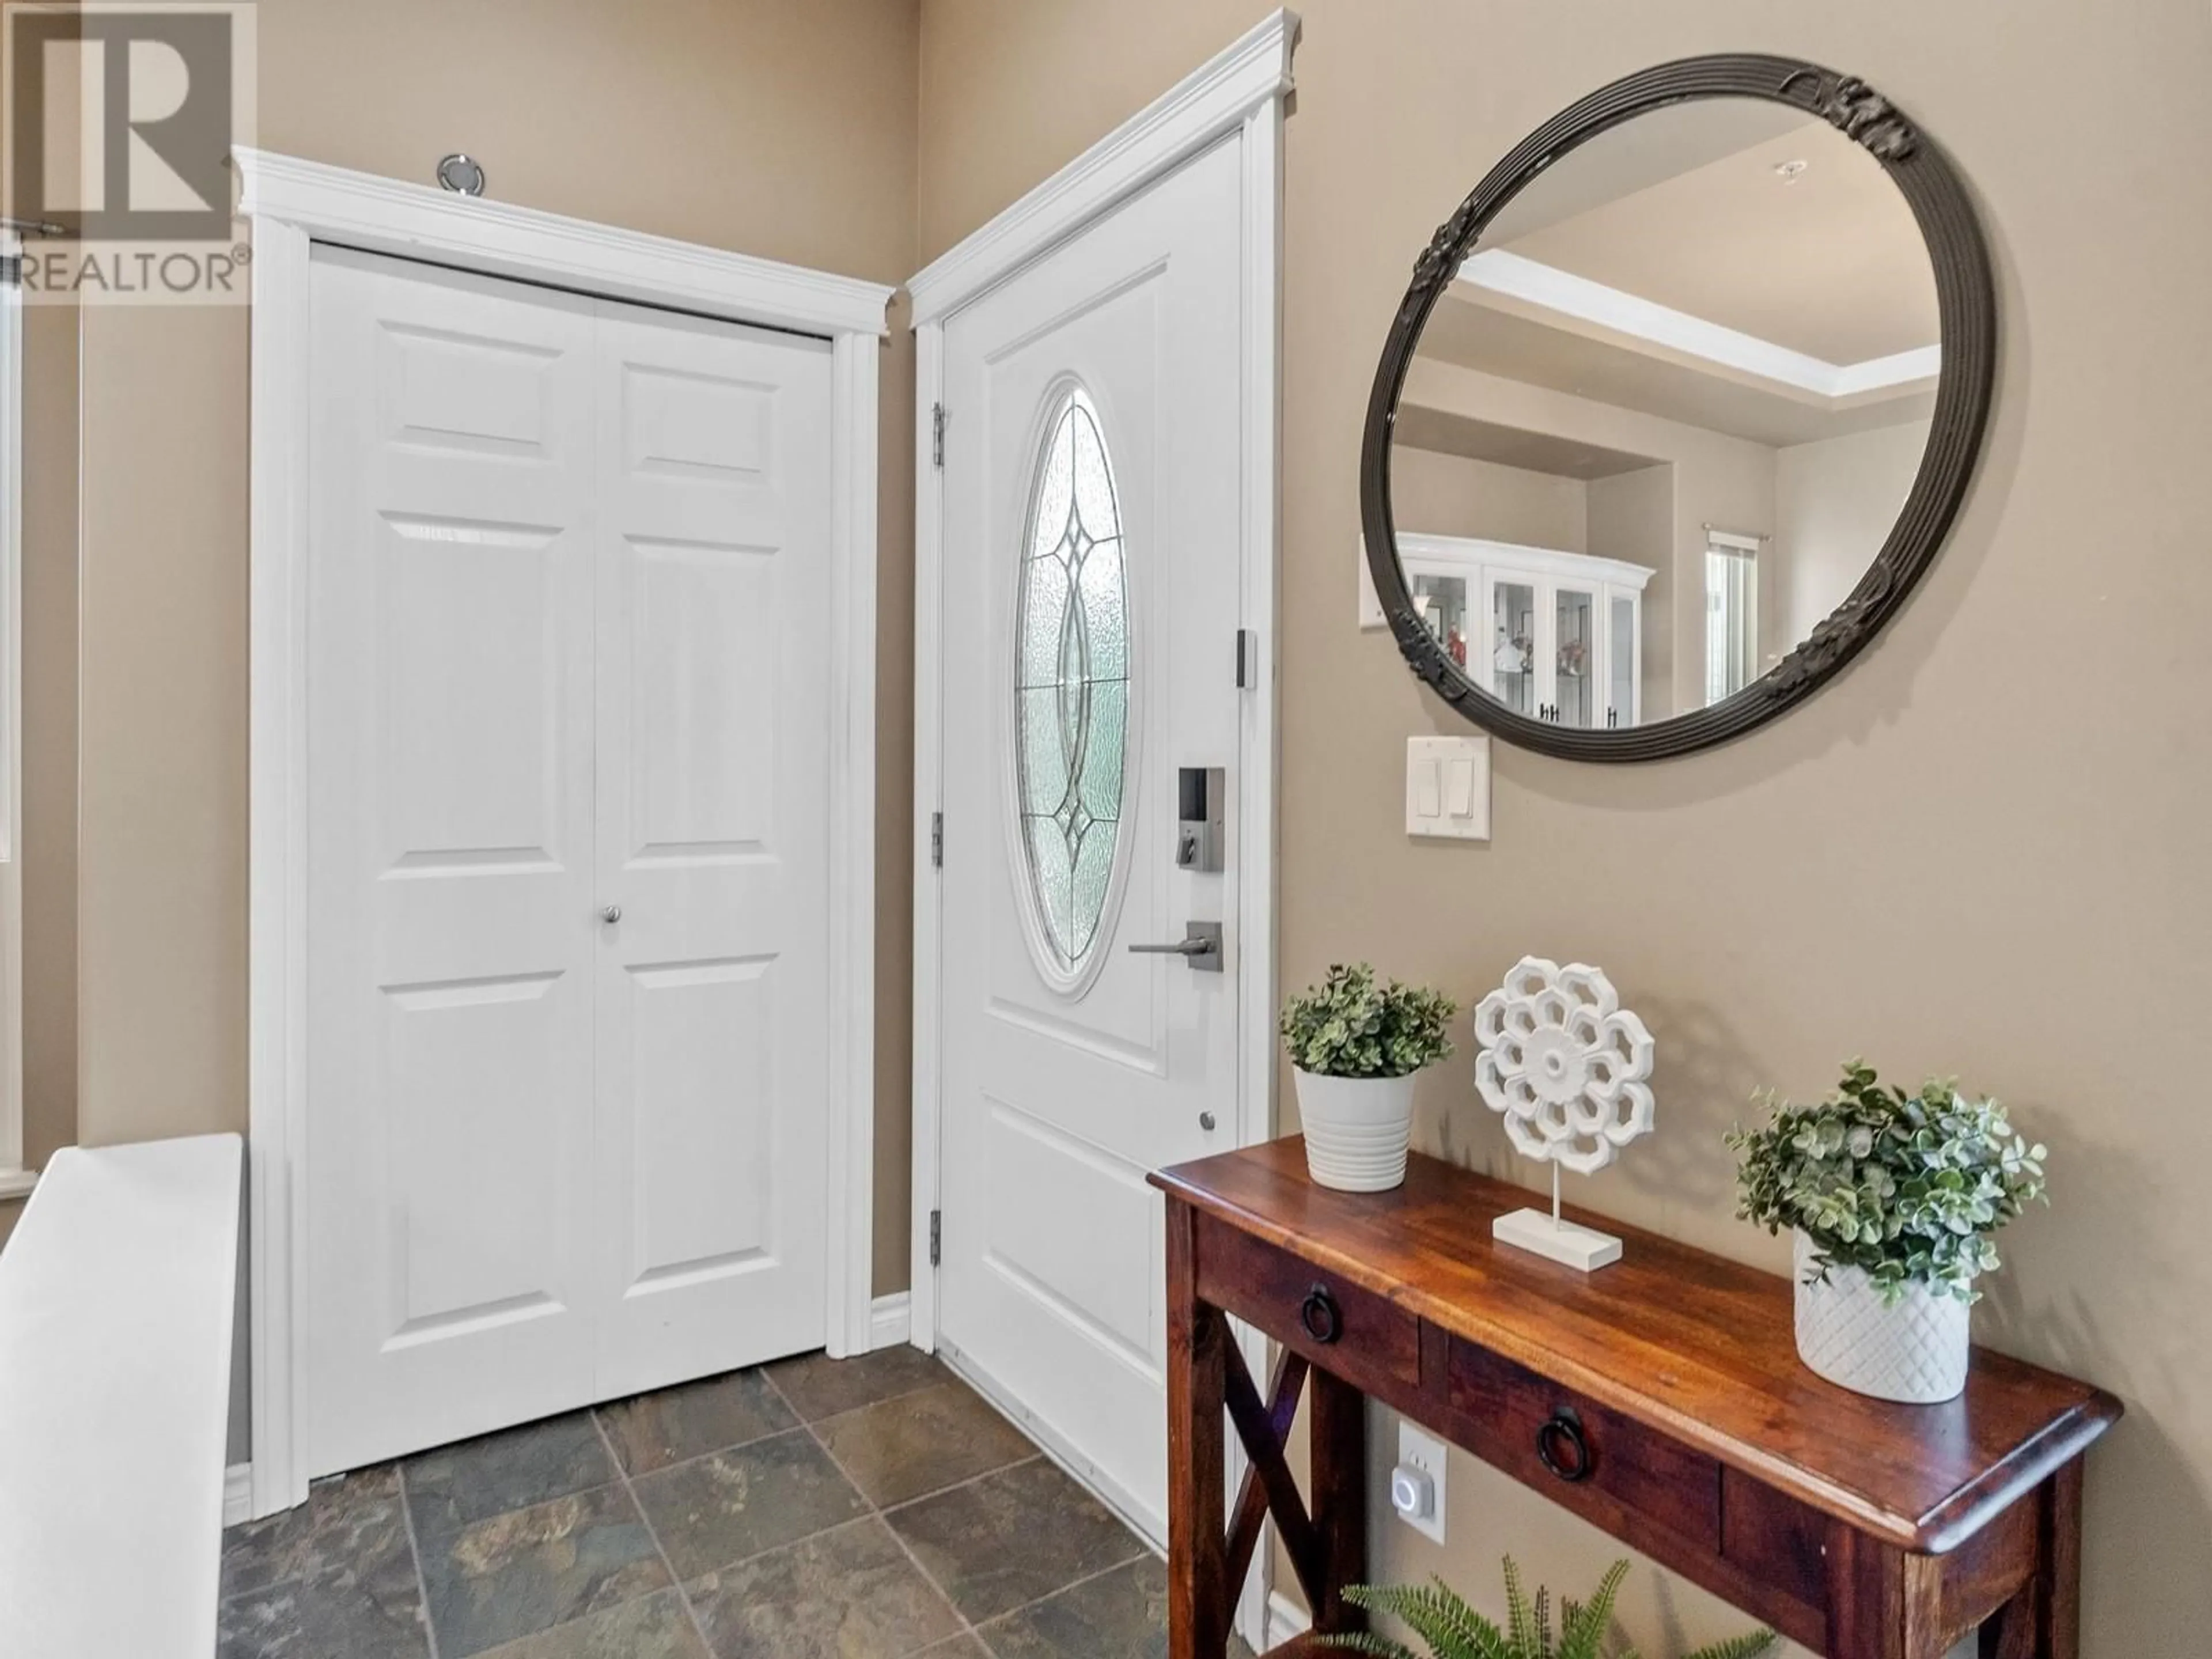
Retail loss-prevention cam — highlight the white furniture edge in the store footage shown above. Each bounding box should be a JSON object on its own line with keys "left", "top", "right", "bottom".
{"left": 244, "top": 149, "right": 887, "bottom": 1520}
{"left": 234, "top": 149, "right": 892, "bottom": 339}
{"left": 1457, "top": 249, "right": 1940, "bottom": 403}
{"left": 1356, "top": 531, "right": 1658, "bottom": 629}
{"left": 0, "top": 1136, "right": 243, "bottom": 1659}
{"left": 907, "top": 20, "right": 1289, "bottom": 1652}
{"left": 905, "top": 8, "right": 1297, "bottom": 324}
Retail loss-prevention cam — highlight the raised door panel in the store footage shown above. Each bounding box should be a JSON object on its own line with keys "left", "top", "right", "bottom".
{"left": 305, "top": 247, "right": 599, "bottom": 1476}
{"left": 591, "top": 301, "right": 832, "bottom": 1397}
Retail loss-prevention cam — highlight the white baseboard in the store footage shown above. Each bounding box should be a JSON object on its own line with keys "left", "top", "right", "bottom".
{"left": 223, "top": 1463, "right": 253, "bottom": 1528}
{"left": 1267, "top": 1589, "right": 1312, "bottom": 1646}
{"left": 869, "top": 1292, "right": 911, "bottom": 1350}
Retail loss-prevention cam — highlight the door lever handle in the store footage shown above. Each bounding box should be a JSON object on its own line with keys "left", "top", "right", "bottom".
{"left": 1127, "top": 921, "right": 1223, "bottom": 972}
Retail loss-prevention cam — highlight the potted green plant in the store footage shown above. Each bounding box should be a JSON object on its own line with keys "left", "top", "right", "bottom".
{"left": 1281, "top": 963, "right": 1456, "bottom": 1192}
{"left": 1322, "top": 1556, "right": 1774, "bottom": 1659}
{"left": 1726, "top": 1061, "right": 2047, "bottom": 1403}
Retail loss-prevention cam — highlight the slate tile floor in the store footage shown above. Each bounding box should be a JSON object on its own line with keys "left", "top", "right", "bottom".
{"left": 221, "top": 1348, "right": 1255, "bottom": 1659}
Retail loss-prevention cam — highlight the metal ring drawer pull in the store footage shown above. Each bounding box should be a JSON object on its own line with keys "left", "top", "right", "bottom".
{"left": 1536, "top": 1407, "right": 1592, "bottom": 1483}
{"left": 1299, "top": 1284, "right": 1343, "bottom": 1346}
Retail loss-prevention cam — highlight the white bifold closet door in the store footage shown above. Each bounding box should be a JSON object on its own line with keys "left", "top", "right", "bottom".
{"left": 302, "top": 245, "right": 831, "bottom": 1476}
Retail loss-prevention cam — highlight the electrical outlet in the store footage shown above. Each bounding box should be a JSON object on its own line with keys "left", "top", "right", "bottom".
{"left": 1393, "top": 1419, "right": 1448, "bottom": 1543}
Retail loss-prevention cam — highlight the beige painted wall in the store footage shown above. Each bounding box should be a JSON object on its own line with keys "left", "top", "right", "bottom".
{"left": 1586, "top": 464, "right": 1675, "bottom": 719}
{"left": 1777, "top": 416, "right": 1934, "bottom": 642}
{"left": 918, "top": 1, "right": 2212, "bottom": 1652}
{"left": 66, "top": 0, "right": 922, "bottom": 1291}
{"left": 1392, "top": 447, "right": 1588, "bottom": 551}
{"left": 0, "top": 5, "right": 81, "bottom": 1259}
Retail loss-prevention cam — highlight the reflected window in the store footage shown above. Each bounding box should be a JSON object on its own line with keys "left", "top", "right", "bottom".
{"left": 1016, "top": 388, "right": 1128, "bottom": 975}
{"left": 1705, "top": 532, "right": 1760, "bottom": 704}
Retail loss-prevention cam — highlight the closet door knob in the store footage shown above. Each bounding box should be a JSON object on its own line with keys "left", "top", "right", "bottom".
{"left": 601, "top": 904, "right": 623, "bottom": 923}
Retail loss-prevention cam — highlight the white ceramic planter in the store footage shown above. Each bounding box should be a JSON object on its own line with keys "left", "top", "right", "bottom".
{"left": 1792, "top": 1230, "right": 1971, "bottom": 1404}
{"left": 1293, "top": 1069, "right": 1419, "bottom": 1192}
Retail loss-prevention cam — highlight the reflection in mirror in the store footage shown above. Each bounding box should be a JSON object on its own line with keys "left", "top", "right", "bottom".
{"left": 1383, "top": 97, "right": 1939, "bottom": 730}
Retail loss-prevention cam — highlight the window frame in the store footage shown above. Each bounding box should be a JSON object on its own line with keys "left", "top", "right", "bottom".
{"left": 1704, "top": 529, "right": 1762, "bottom": 707}
{"left": 1007, "top": 377, "right": 1140, "bottom": 998}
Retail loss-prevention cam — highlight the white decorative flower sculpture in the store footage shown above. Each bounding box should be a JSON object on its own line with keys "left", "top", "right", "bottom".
{"left": 1473, "top": 956, "right": 1655, "bottom": 1271}
{"left": 1474, "top": 957, "right": 1654, "bottom": 1175}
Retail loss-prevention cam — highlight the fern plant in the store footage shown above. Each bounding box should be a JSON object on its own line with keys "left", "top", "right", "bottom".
{"left": 1319, "top": 1557, "right": 1774, "bottom": 1659}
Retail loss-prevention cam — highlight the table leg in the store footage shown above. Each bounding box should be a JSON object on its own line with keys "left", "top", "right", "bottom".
{"left": 2038, "top": 1463, "right": 2083, "bottom": 1659}
{"left": 1824, "top": 1525, "right": 1910, "bottom": 1659}
{"left": 1167, "top": 1200, "right": 1229, "bottom": 1659}
{"left": 1307, "top": 1367, "right": 1368, "bottom": 1636}
{"left": 1980, "top": 1460, "right": 2085, "bottom": 1659}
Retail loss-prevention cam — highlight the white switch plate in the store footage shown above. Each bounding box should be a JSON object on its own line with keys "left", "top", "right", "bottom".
{"left": 1406, "top": 735, "right": 1490, "bottom": 842}
{"left": 1396, "top": 1419, "right": 1449, "bottom": 1543}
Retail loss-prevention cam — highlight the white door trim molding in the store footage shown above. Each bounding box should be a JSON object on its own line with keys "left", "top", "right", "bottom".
{"left": 908, "top": 7, "right": 1289, "bottom": 1370}
{"left": 241, "top": 148, "right": 889, "bottom": 1520}
{"left": 235, "top": 149, "right": 892, "bottom": 339}
{"left": 904, "top": 8, "right": 1297, "bottom": 325}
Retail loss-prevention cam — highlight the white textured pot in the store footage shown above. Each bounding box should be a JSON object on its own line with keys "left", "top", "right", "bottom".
{"left": 1792, "top": 1230, "right": 1971, "bottom": 1404}
{"left": 1294, "top": 1069, "right": 1419, "bottom": 1192}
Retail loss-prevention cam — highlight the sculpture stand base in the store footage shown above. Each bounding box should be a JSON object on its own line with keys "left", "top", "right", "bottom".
{"left": 1493, "top": 1207, "right": 1622, "bottom": 1271}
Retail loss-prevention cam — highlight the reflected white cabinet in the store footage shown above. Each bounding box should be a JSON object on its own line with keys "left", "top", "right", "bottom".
{"left": 1360, "top": 535, "right": 1656, "bottom": 730}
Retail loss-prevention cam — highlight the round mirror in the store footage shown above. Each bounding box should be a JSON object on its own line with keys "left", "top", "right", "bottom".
{"left": 1362, "top": 58, "right": 1994, "bottom": 760}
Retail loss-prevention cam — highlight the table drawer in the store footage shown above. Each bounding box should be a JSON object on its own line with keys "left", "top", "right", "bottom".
{"left": 1444, "top": 1339, "right": 1721, "bottom": 1550}
{"left": 1192, "top": 1213, "right": 1421, "bottom": 1397}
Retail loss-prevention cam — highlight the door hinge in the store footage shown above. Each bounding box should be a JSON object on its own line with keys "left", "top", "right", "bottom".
{"left": 929, "top": 1209, "right": 942, "bottom": 1268}
{"left": 930, "top": 811, "right": 944, "bottom": 869}
{"left": 1234, "top": 627, "right": 1256, "bottom": 689}
{"left": 931, "top": 403, "right": 946, "bottom": 469}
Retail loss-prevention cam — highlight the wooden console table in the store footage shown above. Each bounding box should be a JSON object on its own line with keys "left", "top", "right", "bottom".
{"left": 1152, "top": 1140, "right": 2118, "bottom": 1659}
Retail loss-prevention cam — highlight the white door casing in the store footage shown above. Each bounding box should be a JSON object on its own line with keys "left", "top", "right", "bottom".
{"left": 302, "top": 248, "right": 836, "bottom": 1474}
{"left": 245, "top": 147, "right": 888, "bottom": 1517}
{"left": 910, "top": 9, "right": 1291, "bottom": 1570}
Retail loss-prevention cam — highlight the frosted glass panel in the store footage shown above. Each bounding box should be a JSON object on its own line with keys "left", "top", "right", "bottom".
{"left": 1609, "top": 594, "right": 1635, "bottom": 728}
{"left": 1014, "top": 388, "right": 1130, "bottom": 976}
{"left": 1411, "top": 571, "right": 1470, "bottom": 669}
{"left": 1491, "top": 581, "right": 1536, "bottom": 716}
{"left": 1556, "top": 586, "right": 1596, "bottom": 728}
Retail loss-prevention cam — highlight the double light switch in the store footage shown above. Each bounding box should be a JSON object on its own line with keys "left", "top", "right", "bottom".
{"left": 1406, "top": 735, "right": 1490, "bottom": 842}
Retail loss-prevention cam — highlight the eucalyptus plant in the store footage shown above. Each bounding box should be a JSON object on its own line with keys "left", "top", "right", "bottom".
{"left": 1281, "top": 963, "right": 1456, "bottom": 1080}
{"left": 1321, "top": 1557, "right": 1774, "bottom": 1659}
{"left": 1726, "top": 1060, "right": 2047, "bottom": 1305}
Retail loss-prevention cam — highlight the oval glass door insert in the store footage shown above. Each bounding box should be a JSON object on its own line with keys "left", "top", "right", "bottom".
{"left": 1015, "top": 385, "right": 1131, "bottom": 982}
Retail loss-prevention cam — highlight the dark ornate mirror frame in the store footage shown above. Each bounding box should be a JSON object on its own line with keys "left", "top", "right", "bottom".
{"left": 1360, "top": 55, "right": 1996, "bottom": 762}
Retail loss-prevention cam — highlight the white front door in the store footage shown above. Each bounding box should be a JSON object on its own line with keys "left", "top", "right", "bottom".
{"left": 934, "top": 137, "right": 1251, "bottom": 1542}
{"left": 304, "top": 245, "right": 832, "bottom": 1474}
